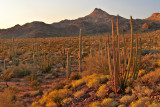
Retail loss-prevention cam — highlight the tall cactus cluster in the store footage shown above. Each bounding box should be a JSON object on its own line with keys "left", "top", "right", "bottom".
{"left": 107, "top": 16, "right": 142, "bottom": 93}
{"left": 40, "top": 40, "right": 53, "bottom": 73}
{"left": 11, "top": 38, "right": 16, "bottom": 65}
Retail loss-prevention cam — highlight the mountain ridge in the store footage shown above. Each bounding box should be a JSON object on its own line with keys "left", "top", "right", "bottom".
{"left": 0, "top": 8, "right": 159, "bottom": 38}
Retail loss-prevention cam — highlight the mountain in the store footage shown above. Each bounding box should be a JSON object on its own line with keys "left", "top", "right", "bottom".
{"left": 0, "top": 8, "right": 159, "bottom": 38}
{"left": 146, "top": 13, "right": 160, "bottom": 21}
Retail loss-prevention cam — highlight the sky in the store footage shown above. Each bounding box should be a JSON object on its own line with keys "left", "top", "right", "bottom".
{"left": 0, "top": 0, "right": 159, "bottom": 29}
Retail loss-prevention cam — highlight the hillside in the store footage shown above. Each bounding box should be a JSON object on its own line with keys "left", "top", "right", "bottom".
{"left": 0, "top": 8, "right": 159, "bottom": 38}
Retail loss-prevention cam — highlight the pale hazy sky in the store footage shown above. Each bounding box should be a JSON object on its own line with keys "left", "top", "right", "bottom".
{"left": 0, "top": 0, "right": 159, "bottom": 29}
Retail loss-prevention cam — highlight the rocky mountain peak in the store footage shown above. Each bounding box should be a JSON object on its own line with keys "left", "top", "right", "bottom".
{"left": 146, "top": 13, "right": 160, "bottom": 21}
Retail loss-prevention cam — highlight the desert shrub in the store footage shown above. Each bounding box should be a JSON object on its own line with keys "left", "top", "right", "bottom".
{"left": 138, "top": 69, "right": 146, "bottom": 77}
{"left": 140, "top": 54, "right": 158, "bottom": 69}
{"left": 74, "top": 90, "right": 86, "bottom": 98}
{"left": 85, "top": 74, "right": 108, "bottom": 89}
{"left": 130, "top": 97, "right": 151, "bottom": 107}
{"left": 119, "top": 95, "right": 136, "bottom": 105}
{"left": 1, "top": 70, "right": 13, "bottom": 87}
{"left": 152, "top": 62, "right": 159, "bottom": 68}
{"left": 96, "top": 84, "right": 107, "bottom": 98}
{"left": 83, "top": 53, "right": 109, "bottom": 76}
{"left": 86, "top": 78, "right": 100, "bottom": 88}
{"left": 52, "top": 81, "right": 66, "bottom": 90}
{"left": 125, "top": 86, "right": 132, "bottom": 94}
{"left": 155, "top": 84, "right": 160, "bottom": 92}
{"left": 62, "top": 97, "right": 73, "bottom": 105}
{"left": 31, "top": 101, "right": 40, "bottom": 107}
{"left": 64, "top": 84, "right": 72, "bottom": 89}
{"left": 102, "top": 98, "right": 118, "bottom": 107}
{"left": 25, "top": 72, "right": 37, "bottom": 81}
{"left": 0, "top": 88, "right": 22, "bottom": 107}
{"left": 37, "top": 89, "right": 72, "bottom": 107}
{"left": 52, "top": 71, "right": 59, "bottom": 78}
{"left": 140, "top": 68, "right": 160, "bottom": 84}
{"left": 10, "top": 64, "right": 35, "bottom": 78}
{"left": 69, "top": 72, "right": 82, "bottom": 81}
{"left": 30, "top": 79, "right": 42, "bottom": 90}
{"left": 89, "top": 101, "right": 101, "bottom": 107}
{"left": 71, "top": 79, "right": 85, "bottom": 88}
{"left": 118, "top": 104, "right": 126, "bottom": 107}
{"left": 149, "top": 102, "right": 160, "bottom": 107}
{"left": 132, "top": 85, "right": 153, "bottom": 98}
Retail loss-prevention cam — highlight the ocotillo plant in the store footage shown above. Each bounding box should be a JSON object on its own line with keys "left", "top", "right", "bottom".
{"left": 66, "top": 49, "right": 71, "bottom": 79}
{"left": 79, "top": 29, "right": 82, "bottom": 73}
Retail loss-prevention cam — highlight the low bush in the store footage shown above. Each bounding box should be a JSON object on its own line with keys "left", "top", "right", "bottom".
{"left": 132, "top": 85, "right": 153, "bottom": 98}
{"left": 69, "top": 72, "right": 82, "bottom": 81}
{"left": 9, "top": 64, "right": 35, "bottom": 78}
{"left": 96, "top": 84, "right": 107, "bottom": 98}
{"left": 102, "top": 98, "right": 118, "bottom": 107}
{"left": 130, "top": 97, "right": 151, "bottom": 107}
{"left": 0, "top": 88, "right": 22, "bottom": 107}
{"left": 74, "top": 90, "right": 86, "bottom": 98}
{"left": 120, "top": 95, "right": 136, "bottom": 105}
{"left": 89, "top": 101, "right": 101, "bottom": 107}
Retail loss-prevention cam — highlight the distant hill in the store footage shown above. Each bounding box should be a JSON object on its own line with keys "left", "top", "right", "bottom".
{"left": 146, "top": 13, "right": 160, "bottom": 21}
{"left": 0, "top": 8, "right": 159, "bottom": 38}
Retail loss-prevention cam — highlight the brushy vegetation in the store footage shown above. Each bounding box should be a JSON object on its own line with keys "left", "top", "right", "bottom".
{"left": 0, "top": 15, "right": 160, "bottom": 107}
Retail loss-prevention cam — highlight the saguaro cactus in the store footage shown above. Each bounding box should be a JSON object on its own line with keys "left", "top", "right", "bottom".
{"left": 12, "top": 38, "right": 15, "bottom": 64}
{"left": 79, "top": 29, "right": 82, "bottom": 73}
{"left": 66, "top": 49, "right": 71, "bottom": 79}
{"left": 4, "top": 59, "right": 6, "bottom": 71}
{"left": 32, "top": 40, "right": 35, "bottom": 65}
